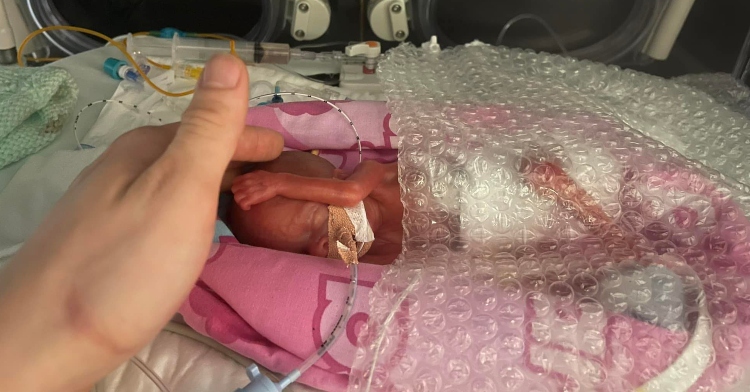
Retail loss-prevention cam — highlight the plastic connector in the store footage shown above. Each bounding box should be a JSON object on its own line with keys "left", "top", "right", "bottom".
{"left": 257, "top": 85, "right": 284, "bottom": 106}
{"left": 421, "top": 36, "right": 441, "bottom": 54}
{"left": 103, "top": 58, "right": 128, "bottom": 80}
{"left": 344, "top": 41, "right": 381, "bottom": 59}
{"left": 172, "top": 62, "right": 203, "bottom": 80}
{"left": 103, "top": 57, "right": 150, "bottom": 83}
{"left": 235, "top": 364, "right": 290, "bottom": 392}
{"left": 345, "top": 41, "right": 382, "bottom": 74}
{"left": 158, "top": 27, "right": 186, "bottom": 38}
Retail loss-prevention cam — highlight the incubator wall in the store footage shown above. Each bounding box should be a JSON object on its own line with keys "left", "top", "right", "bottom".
{"left": 348, "top": 43, "right": 750, "bottom": 391}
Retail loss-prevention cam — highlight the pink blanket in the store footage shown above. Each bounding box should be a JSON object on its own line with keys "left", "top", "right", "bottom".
{"left": 247, "top": 100, "right": 398, "bottom": 173}
{"left": 181, "top": 239, "right": 386, "bottom": 390}
{"left": 180, "top": 101, "right": 396, "bottom": 391}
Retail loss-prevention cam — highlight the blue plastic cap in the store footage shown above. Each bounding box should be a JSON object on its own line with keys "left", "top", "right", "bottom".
{"left": 103, "top": 58, "right": 127, "bottom": 80}
{"left": 159, "top": 28, "right": 186, "bottom": 38}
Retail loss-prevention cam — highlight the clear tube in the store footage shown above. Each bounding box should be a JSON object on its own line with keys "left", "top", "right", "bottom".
{"left": 495, "top": 14, "right": 569, "bottom": 55}
{"left": 129, "top": 357, "right": 171, "bottom": 392}
{"left": 174, "top": 35, "right": 289, "bottom": 64}
{"left": 414, "top": 0, "right": 665, "bottom": 64}
{"left": 277, "top": 263, "right": 358, "bottom": 388}
{"left": 733, "top": 27, "right": 750, "bottom": 81}
{"left": 127, "top": 34, "right": 316, "bottom": 65}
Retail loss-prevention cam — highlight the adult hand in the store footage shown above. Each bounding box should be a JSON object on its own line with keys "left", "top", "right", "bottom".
{"left": 0, "top": 54, "right": 283, "bottom": 391}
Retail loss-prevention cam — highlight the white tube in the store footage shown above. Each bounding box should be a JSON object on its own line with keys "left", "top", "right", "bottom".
{"left": 643, "top": 0, "right": 696, "bottom": 60}
{"left": 733, "top": 28, "right": 750, "bottom": 81}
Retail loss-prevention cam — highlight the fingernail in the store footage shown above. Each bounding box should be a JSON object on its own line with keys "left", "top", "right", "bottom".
{"left": 199, "top": 54, "right": 242, "bottom": 89}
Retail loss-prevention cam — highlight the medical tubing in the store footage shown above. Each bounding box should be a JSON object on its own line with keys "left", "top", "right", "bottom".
{"left": 278, "top": 262, "right": 358, "bottom": 387}
{"left": 249, "top": 92, "right": 364, "bottom": 162}
{"left": 73, "top": 99, "right": 164, "bottom": 150}
{"left": 17, "top": 25, "right": 195, "bottom": 97}
{"left": 496, "top": 14, "right": 569, "bottom": 55}
{"left": 733, "top": 27, "right": 750, "bottom": 81}
{"left": 130, "top": 356, "right": 171, "bottom": 392}
{"left": 568, "top": 0, "right": 664, "bottom": 64}
{"left": 109, "top": 31, "right": 212, "bottom": 71}
{"left": 414, "top": 0, "right": 660, "bottom": 64}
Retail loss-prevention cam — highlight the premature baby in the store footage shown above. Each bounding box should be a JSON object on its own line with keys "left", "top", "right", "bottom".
{"left": 226, "top": 152, "right": 403, "bottom": 265}
{"left": 223, "top": 151, "right": 618, "bottom": 265}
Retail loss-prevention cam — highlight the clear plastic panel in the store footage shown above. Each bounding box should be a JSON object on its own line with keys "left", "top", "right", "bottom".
{"left": 348, "top": 43, "right": 750, "bottom": 392}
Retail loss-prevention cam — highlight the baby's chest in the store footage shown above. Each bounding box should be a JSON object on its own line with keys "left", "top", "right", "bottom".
{"left": 371, "top": 179, "right": 403, "bottom": 216}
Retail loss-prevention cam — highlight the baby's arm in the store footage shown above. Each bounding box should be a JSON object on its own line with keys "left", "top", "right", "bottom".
{"left": 232, "top": 160, "right": 388, "bottom": 209}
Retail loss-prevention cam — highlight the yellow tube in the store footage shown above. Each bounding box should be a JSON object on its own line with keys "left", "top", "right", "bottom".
{"left": 17, "top": 26, "right": 196, "bottom": 97}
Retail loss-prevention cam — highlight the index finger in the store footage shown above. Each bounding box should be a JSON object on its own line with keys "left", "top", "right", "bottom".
{"left": 233, "top": 125, "right": 284, "bottom": 163}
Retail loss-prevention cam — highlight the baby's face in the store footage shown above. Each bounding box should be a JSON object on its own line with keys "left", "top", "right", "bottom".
{"left": 229, "top": 196, "right": 330, "bottom": 257}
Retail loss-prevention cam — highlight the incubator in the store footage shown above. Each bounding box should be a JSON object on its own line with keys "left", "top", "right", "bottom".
{"left": 6, "top": 0, "right": 749, "bottom": 388}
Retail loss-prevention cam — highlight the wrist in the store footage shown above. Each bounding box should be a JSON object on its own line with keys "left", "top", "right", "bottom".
{"left": 274, "top": 172, "right": 290, "bottom": 196}
{"left": 0, "top": 284, "right": 66, "bottom": 390}
{"left": 0, "top": 260, "right": 117, "bottom": 391}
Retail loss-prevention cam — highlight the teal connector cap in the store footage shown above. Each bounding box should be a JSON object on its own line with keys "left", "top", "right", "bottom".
{"left": 103, "top": 57, "right": 127, "bottom": 80}
{"left": 159, "top": 28, "right": 186, "bottom": 38}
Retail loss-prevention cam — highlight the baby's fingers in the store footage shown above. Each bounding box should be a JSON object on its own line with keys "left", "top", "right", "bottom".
{"left": 233, "top": 191, "right": 269, "bottom": 210}
{"left": 231, "top": 171, "right": 266, "bottom": 186}
{"left": 233, "top": 195, "right": 253, "bottom": 210}
{"left": 231, "top": 179, "right": 262, "bottom": 193}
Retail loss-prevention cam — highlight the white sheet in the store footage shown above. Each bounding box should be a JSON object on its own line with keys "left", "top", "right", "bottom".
{"left": 0, "top": 148, "right": 104, "bottom": 262}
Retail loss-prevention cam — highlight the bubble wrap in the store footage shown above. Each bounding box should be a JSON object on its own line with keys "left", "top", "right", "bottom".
{"left": 673, "top": 73, "right": 750, "bottom": 120}
{"left": 348, "top": 44, "right": 750, "bottom": 392}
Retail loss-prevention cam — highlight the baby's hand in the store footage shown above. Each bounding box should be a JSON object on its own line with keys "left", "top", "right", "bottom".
{"left": 231, "top": 170, "right": 281, "bottom": 210}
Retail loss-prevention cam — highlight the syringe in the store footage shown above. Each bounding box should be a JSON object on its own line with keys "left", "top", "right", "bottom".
{"left": 127, "top": 34, "right": 317, "bottom": 65}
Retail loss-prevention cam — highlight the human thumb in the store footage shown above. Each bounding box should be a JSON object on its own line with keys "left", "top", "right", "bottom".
{"left": 166, "top": 54, "right": 249, "bottom": 177}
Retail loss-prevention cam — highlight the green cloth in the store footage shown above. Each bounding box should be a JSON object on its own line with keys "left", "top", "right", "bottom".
{"left": 0, "top": 66, "right": 78, "bottom": 169}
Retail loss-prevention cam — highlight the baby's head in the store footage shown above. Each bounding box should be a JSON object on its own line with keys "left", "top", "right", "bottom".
{"left": 226, "top": 152, "right": 334, "bottom": 257}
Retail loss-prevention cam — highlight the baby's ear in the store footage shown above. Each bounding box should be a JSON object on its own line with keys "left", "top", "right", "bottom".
{"left": 308, "top": 235, "right": 329, "bottom": 258}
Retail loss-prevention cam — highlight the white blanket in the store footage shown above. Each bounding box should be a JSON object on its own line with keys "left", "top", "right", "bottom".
{"left": 0, "top": 148, "right": 103, "bottom": 263}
